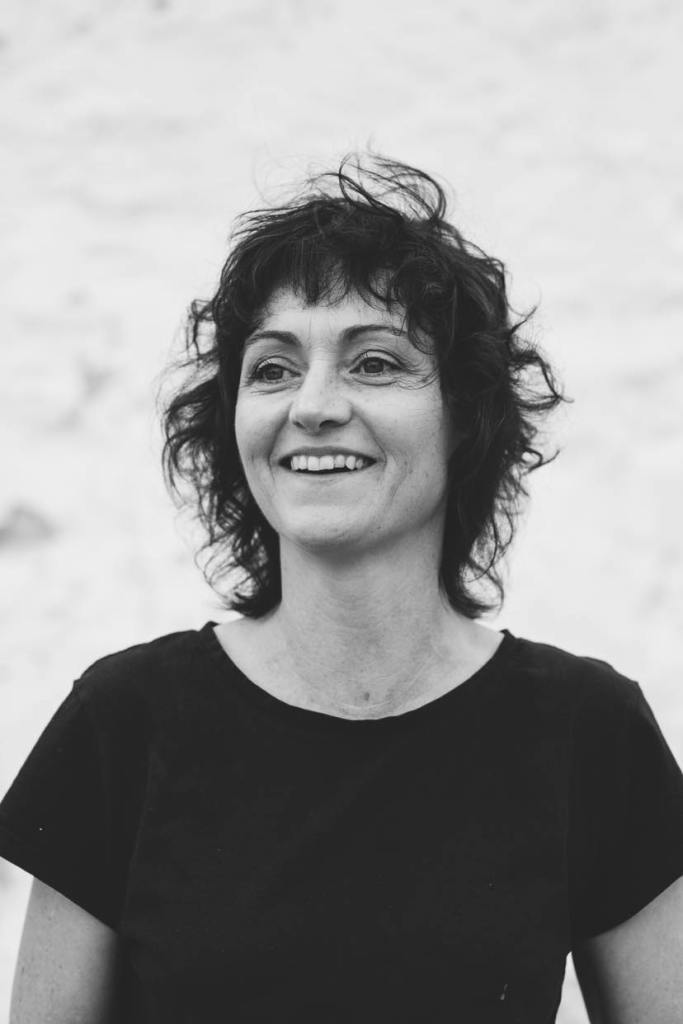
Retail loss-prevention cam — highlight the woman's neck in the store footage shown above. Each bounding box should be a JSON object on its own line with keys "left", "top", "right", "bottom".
{"left": 255, "top": 541, "right": 484, "bottom": 717}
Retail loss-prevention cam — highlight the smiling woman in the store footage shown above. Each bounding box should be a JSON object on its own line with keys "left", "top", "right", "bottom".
{"left": 161, "top": 155, "right": 565, "bottom": 625}
{"left": 2, "top": 154, "right": 683, "bottom": 1024}
{"left": 231, "top": 284, "right": 462, "bottom": 599}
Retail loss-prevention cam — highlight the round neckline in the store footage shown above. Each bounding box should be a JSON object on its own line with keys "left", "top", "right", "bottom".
{"left": 196, "top": 619, "right": 520, "bottom": 736}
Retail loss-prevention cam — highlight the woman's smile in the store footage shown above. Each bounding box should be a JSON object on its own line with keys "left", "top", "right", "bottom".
{"left": 279, "top": 451, "right": 376, "bottom": 477}
{"left": 277, "top": 461, "right": 378, "bottom": 482}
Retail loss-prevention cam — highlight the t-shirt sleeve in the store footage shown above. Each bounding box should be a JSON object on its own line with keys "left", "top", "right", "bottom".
{"left": 0, "top": 681, "right": 120, "bottom": 928}
{"left": 569, "top": 670, "right": 683, "bottom": 945}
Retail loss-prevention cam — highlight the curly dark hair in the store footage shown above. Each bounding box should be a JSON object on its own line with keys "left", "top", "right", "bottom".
{"left": 157, "top": 153, "right": 570, "bottom": 620}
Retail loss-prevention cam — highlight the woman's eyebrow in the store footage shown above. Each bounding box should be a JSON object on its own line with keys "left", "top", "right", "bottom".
{"left": 242, "top": 323, "right": 411, "bottom": 352}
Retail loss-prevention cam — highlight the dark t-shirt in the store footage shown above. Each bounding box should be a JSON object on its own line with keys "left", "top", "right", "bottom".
{"left": 2, "top": 621, "right": 683, "bottom": 1023}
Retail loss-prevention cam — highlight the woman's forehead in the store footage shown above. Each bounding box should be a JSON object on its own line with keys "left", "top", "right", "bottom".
{"left": 258, "top": 285, "right": 408, "bottom": 332}
{"left": 245, "top": 286, "right": 438, "bottom": 364}
{"left": 239, "top": 278, "right": 450, "bottom": 425}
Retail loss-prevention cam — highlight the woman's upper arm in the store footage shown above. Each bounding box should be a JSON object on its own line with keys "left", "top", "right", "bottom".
{"left": 10, "top": 876, "right": 120, "bottom": 1024}
{"left": 573, "top": 875, "right": 683, "bottom": 1024}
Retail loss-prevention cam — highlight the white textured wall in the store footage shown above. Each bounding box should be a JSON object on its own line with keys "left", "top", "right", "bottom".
{"left": 1, "top": 1, "right": 682, "bottom": 1020}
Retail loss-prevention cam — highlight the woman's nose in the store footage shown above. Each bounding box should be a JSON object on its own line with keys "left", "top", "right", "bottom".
{"left": 288, "top": 364, "right": 352, "bottom": 430}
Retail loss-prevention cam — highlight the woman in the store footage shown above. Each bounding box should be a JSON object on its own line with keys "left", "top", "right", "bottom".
{"left": 2, "top": 155, "right": 683, "bottom": 1023}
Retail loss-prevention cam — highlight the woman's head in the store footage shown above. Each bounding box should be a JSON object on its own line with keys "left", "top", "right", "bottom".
{"left": 158, "top": 153, "right": 569, "bottom": 618}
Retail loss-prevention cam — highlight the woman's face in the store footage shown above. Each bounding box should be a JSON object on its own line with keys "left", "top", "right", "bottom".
{"left": 234, "top": 285, "right": 458, "bottom": 558}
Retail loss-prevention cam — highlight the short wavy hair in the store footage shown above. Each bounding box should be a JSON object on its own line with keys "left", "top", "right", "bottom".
{"left": 157, "top": 154, "right": 570, "bottom": 619}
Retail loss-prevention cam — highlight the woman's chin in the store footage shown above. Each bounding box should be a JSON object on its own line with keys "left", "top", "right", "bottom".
{"left": 280, "top": 520, "right": 373, "bottom": 554}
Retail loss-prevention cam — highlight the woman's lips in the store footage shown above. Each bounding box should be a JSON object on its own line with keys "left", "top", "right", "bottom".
{"left": 280, "top": 463, "right": 376, "bottom": 479}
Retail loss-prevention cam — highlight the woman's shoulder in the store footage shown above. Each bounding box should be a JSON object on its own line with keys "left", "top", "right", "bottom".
{"left": 507, "top": 629, "right": 643, "bottom": 716}
{"left": 72, "top": 622, "right": 207, "bottom": 710}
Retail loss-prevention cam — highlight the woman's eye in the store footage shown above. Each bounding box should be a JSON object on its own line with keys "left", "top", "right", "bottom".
{"left": 357, "top": 356, "right": 398, "bottom": 375}
{"left": 246, "top": 355, "right": 399, "bottom": 384}
{"left": 247, "top": 360, "right": 289, "bottom": 383}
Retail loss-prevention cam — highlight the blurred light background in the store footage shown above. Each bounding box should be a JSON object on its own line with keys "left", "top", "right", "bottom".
{"left": 1, "top": 0, "right": 682, "bottom": 1020}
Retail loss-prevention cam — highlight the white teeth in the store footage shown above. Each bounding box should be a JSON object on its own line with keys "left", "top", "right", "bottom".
{"left": 289, "top": 454, "right": 370, "bottom": 472}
